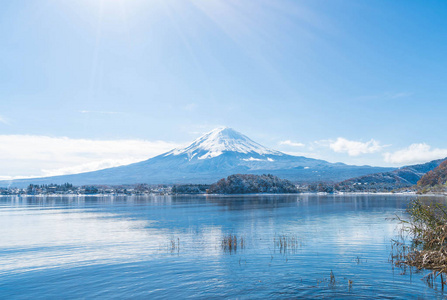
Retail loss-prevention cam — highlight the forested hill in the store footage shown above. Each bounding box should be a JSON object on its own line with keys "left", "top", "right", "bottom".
{"left": 418, "top": 160, "right": 447, "bottom": 188}
{"left": 207, "top": 174, "right": 298, "bottom": 194}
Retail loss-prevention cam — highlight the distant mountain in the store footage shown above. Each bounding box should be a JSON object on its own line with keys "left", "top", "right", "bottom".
{"left": 417, "top": 160, "right": 447, "bottom": 188}
{"left": 337, "top": 158, "right": 446, "bottom": 191}
{"left": 0, "top": 127, "right": 394, "bottom": 187}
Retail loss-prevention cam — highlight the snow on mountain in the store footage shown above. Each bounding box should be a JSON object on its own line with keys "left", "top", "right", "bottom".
{"left": 166, "top": 127, "right": 282, "bottom": 160}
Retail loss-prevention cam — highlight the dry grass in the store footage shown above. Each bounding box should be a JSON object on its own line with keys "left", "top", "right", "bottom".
{"left": 392, "top": 199, "right": 447, "bottom": 286}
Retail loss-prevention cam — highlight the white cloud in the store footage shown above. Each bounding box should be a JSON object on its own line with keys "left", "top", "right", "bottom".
{"left": 40, "top": 158, "right": 146, "bottom": 177}
{"left": 279, "top": 140, "right": 305, "bottom": 147}
{"left": 384, "top": 143, "right": 447, "bottom": 165}
{"left": 0, "top": 175, "right": 37, "bottom": 181}
{"left": 330, "top": 137, "right": 383, "bottom": 156}
{"left": 0, "top": 135, "right": 180, "bottom": 179}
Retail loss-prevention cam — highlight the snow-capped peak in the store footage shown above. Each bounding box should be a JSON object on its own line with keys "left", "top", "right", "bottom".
{"left": 167, "top": 127, "right": 282, "bottom": 159}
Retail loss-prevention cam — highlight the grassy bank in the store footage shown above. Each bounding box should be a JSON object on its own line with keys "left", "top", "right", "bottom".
{"left": 393, "top": 199, "right": 447, "bottom": 284}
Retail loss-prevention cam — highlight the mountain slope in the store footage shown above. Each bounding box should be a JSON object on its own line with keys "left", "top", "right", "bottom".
{"left": 0, "top": 127, "right": 394, "bottom": 187}
{"left": 418, "top": 160, "right": 447, "bottom": 187}
{"left": 337, "top": 158, "right": 446, "bottom": 191}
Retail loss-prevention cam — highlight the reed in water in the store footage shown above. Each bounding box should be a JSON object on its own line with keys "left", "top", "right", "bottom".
{"left": 221, "top": 234, "right": 244, "bottom": 253}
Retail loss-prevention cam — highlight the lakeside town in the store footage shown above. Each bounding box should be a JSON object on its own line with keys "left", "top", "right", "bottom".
{"left": 0, "top": 180, "right": 418, "bottom": 196}
{"left": 0, "top": 183, "right": 172, "bottom": 196}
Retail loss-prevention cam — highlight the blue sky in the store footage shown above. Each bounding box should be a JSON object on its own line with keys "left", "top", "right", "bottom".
{"left": 1, "top": 0, "right": 447, "bottom": 178}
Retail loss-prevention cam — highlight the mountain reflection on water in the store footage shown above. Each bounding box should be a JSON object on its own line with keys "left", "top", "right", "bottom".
{"left": 0, "top": 194, "right": 445, "bottom": 299}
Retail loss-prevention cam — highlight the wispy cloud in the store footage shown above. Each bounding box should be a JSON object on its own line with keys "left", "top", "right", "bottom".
{"left": 387, "top": 92, "right": 413, "bottom": 99}
{"left": 185, "top": 124, "right": 225, "bottom": 136}
{"left": 0, "top": 115, "right": 10, "bottom": 125}
{"left": 79, "top": 110, "right": 122, "bottom": 115}
{"left": 283, "top": 151, "right": 321, "bottom": 159}
{"left": 0, "top": 175, "right": 38, "bottom": 181}
{"left": 330, "top": 137, "right": 384, "bottom": 156}
{"left": 356, "top": 92, "right": 413, "bottom": 101}
{"left": 41, "top": 158, "right": 145, "bottom": 177}
{"left": 183, "top": 103, "right": 198, "bottom": 112}
{"left": 0, "top": 135, "right": 180, "bottom": 179}
{"left": 279, "top": 140, "right": 305, "bottom": 147}
{"left": 384, "top": 143, "right": 447, "bottom": 165}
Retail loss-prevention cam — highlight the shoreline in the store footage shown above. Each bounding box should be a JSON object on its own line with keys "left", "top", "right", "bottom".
{"left": 0, "top": 191, "right": 434, "bottom": 197}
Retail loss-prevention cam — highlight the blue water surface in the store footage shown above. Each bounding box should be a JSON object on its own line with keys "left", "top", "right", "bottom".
{"left": 0, "top": 194, "right": 445, "bottom": 299}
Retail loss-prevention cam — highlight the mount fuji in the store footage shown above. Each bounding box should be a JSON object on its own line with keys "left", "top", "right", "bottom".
{"left": 1, "top": 127, "right": 394, "bottom": 187}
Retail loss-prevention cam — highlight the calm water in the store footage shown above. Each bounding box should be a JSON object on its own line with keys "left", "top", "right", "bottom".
{"left": 0, "top": 194, "right": 446, "bottom": 299}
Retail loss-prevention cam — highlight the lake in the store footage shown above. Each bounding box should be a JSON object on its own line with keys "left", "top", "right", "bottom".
{"left": 0, "top": 194, "right": 445, "bottom": 299}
